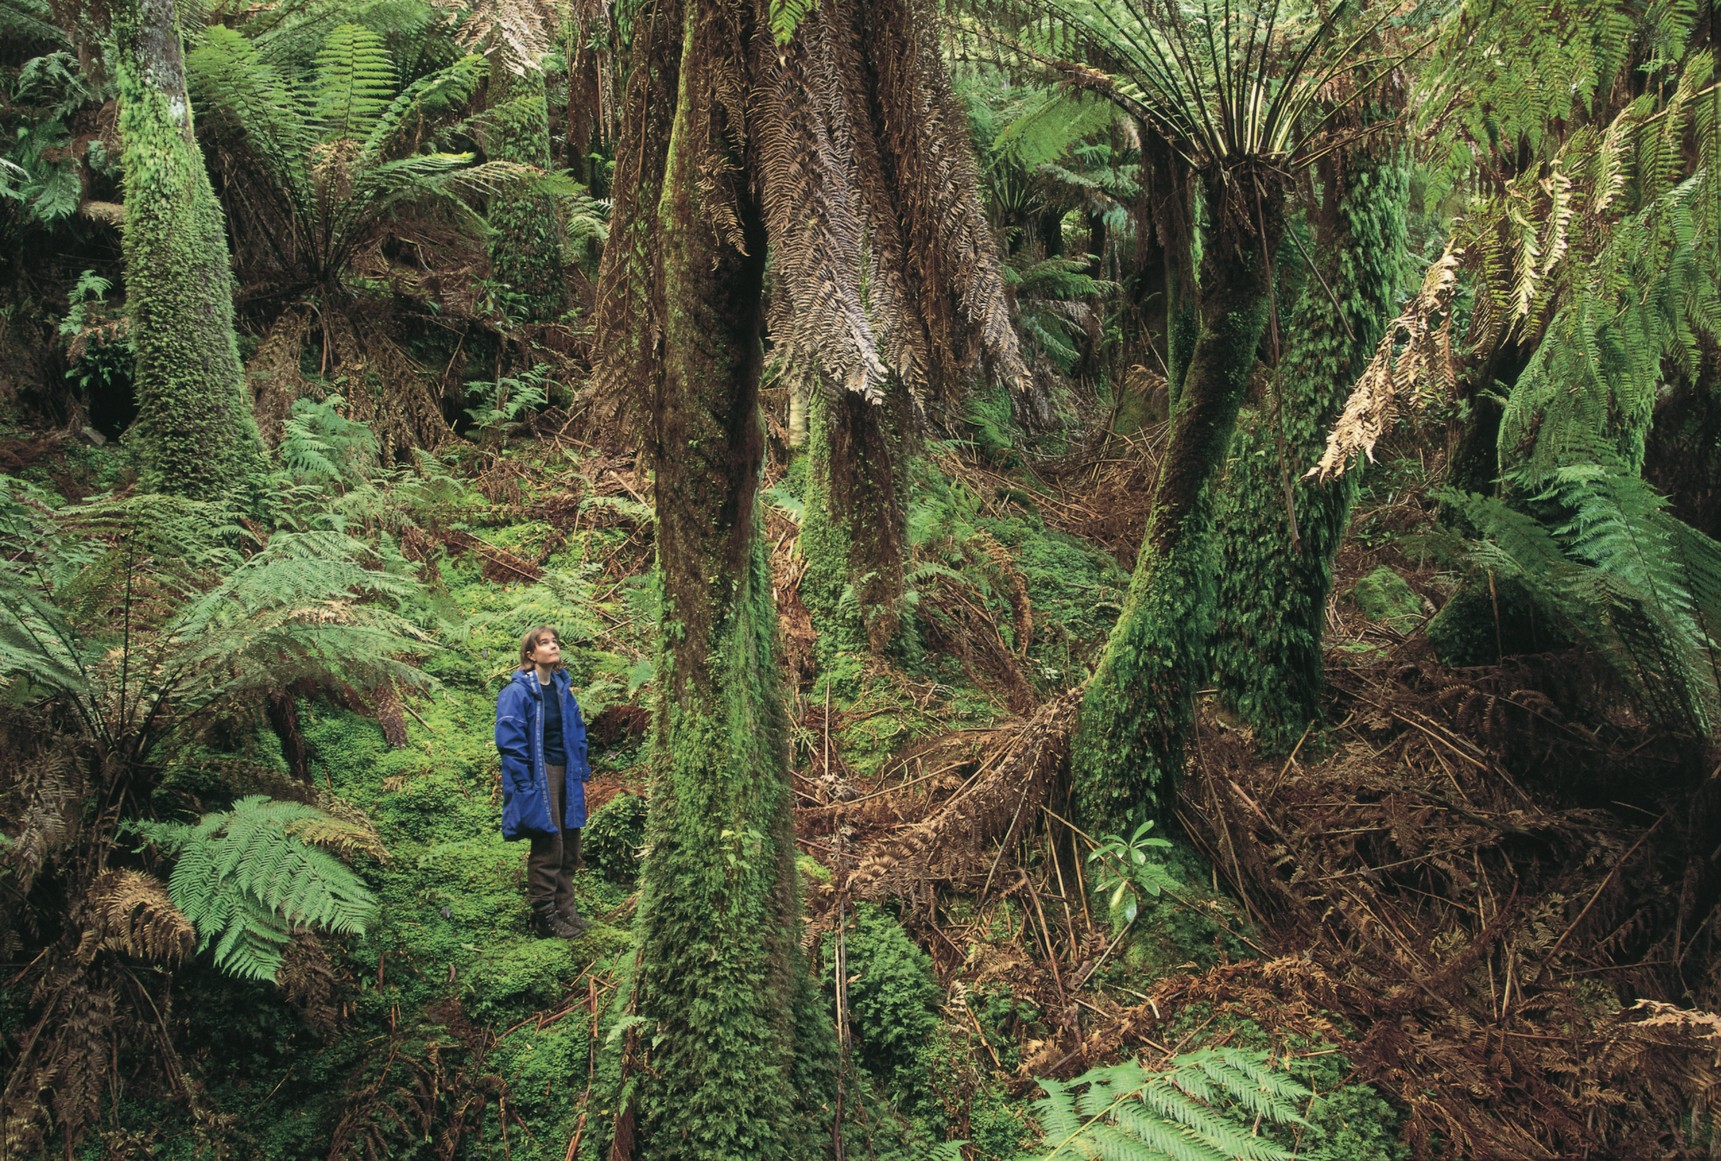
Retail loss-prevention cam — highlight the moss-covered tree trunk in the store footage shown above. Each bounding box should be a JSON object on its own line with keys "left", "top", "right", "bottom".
{"left": 1210, "top": 142, "right": 1409, "bottom": 749}
{"left": 800, "top": 384, "right": 909, "bottom": 658}
{"left": 113, "top": 0, "right": 266, "bottom": 509}
{"left": 622, "top": 2, "right": 833, "bottom": 1156}
{"left": 485, "top": 64, "right": 567, "bottom": 325}
{"left": 1071, "top": 167, "right": 1283, "bottom": 833}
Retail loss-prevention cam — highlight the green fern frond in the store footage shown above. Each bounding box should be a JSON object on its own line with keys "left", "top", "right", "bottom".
{"left": 360, "top": 53, "right": 487, "bottom": 163}
{"left": 187, "top": 25, "right": 315, "bottom": 201}
{"left": 137, "top": 796, "right": 379, "bottom": 981}
{"left": 1026, "top": 1049, "right": 1307, "bottom": 1161}
{"left": 313, "top": 22, "right": 397, "bottom": 141}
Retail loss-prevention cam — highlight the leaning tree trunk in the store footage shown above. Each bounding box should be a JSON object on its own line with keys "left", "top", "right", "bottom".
{"left": 800, "top": 382, "right": 910, "bottom": 659}
{"left": 620, "top": 2, "right": 833, "bottom": 1156}
{"left": 484, "top": 63, "right": 567, "bottom": 325}
{"left": 1071, "top": 164, "right": 1284, "bottom": 834}
{"left": 1210, "top": 138, "right": 1409, "bottom": 750}
{"left": 113, "top": 0, "right": 266, "bottom": 511}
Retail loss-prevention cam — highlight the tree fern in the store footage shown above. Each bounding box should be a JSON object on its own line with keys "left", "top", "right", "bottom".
{"left": 135, "top": 796, "right": 379, "bottom": 981}
{"left": 1022, "top": 1048, "right": 1310, "bottom": 1161}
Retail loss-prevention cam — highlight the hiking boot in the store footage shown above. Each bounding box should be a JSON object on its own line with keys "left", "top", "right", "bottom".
{"left": 531, "top": 908, "right": 584, "bottom": 939}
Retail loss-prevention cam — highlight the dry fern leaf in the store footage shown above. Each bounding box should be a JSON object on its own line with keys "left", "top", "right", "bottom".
{"left": 74, "top": 870, "right": 195, "bottom": 966}
{"left": 1312, "top": 247, "right": 1463, "bottom": 479}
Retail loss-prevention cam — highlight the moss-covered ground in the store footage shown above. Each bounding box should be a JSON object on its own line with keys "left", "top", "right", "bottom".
{"left": 22, "top": 431, "right": 1411, "bottom": 1161}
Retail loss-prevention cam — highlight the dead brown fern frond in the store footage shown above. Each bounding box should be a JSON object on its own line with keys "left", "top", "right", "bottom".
{"left": 1312, "top": 247, "right": 1463, "bottom": 479}
{"left": 848, "top": 688, "right": 1079, "bottom": 899}
{"left": 74, "top": 870, "right": 194, "bottom": 967}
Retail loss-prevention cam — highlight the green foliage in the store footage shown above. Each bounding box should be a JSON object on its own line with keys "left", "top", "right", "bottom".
{"left": 583, "top": 791, "right": 648, "bottom": 885}
{"left": 312, "top": 22, "right": 397, "bottom": 140}
{"left": 1086, "top": 821, "right": 1178, "bottom": 925}
{"left": 278, "top": 395, "right": 380, "bottom": 483}
{"left": 135, "top": 796, "right": 378, "bottom": 981}
{"left": 0, "top": 485, "right": 430, "bottom": 760}
{"left": 482, "top": 65, "right": 568, "bottom": 324}
{"left": 1022, "top": 1048, "right": 1311, "bottom": 1161}
{"left": 1441, "top": 474, "right": 1721, "bottom": 737}
{"left": 464, "top": 363, "right": 552, "bottom": 437}
{"left": 827, "top": 903, "right": 944, "bottom": 1124}
{"left": 1, "top": 49, "right": 91, "bottom": 226}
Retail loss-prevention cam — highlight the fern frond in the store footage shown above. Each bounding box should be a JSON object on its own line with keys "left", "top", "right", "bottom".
{"left": 313, "top": 22, "right": 397, "bottom": 141}
{"left": 75, "top": 870, "right": 195, "bottom": 966}
{"left": 1027, "top": 1050, "right": 1306, "bottom": 1161}
{"left": 187, "top": 25, "right": 315, "bottom": 204}
{"left": 360, "top": 53, "right": 487, "bottom": 163}
{"left": 138, "top": 797, "right": 378, "bottom": 981}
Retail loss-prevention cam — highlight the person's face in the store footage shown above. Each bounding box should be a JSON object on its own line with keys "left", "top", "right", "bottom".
{"left": 528, "top": 634, "right": 561, "bottom": 667}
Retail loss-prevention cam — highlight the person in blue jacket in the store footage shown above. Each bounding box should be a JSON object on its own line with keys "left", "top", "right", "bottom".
{"left": 495, "top": 625, "right": 591, "bottom": 938}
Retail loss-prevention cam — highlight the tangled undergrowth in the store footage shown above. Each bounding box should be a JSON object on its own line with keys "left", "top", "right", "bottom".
{"left": 4, "top": 411, "right": 1720, "bottom": 1160}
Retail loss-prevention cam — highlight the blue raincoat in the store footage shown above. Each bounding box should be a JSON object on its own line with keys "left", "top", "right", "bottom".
{"left": 495, "top": 667, "right": 590, "bottom": 841}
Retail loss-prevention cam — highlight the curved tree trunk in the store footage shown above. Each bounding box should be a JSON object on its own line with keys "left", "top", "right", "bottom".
{"left": 113, "top": 0, "right": 266, "bottom": 511}
{"left": 1072, "top": 166, "right": 1284, "bottom": 834}
{"left": 619, "top": 2, "right": 833, "bottom": 1156}
{"left": 1211, "top": 139, "right": 1409, "bottom": 750}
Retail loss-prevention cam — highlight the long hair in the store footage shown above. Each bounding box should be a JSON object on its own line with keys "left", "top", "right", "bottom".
{"left": 518, "top": 625, "right": 564, "bottom": 671}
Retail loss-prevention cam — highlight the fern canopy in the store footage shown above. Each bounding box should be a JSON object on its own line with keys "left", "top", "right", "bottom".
{"left": 136, "top": 797, "right": 379, "bottom": 981}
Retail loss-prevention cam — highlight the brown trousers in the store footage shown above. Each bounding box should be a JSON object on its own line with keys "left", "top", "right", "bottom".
{"left": 527, "top": 764, "right": 582, "bottom": 915}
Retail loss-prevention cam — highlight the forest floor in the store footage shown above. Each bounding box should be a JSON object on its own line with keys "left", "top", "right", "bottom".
{"left": 5, "top": 407, "right": 1718, "bottom": 1160}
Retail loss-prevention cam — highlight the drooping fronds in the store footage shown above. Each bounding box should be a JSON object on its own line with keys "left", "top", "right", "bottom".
{"left": 135, "top": 796, "right": 379, "bottom": 981}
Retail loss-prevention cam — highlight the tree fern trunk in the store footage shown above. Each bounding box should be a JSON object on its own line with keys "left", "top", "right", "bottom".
{"left": 485, "top": 64, "right": 567, "bottom": 325}
{"left": 624, "top": 2, "right": 832, "bottom": 1155}
{"left": 1210, "top": 141, "right": 1409, "bottom": 750}
{"left": 800, "top": 383, "right": 909, "bottom": 659}
{"left": 1072, "top": 168, "right": 1283, "bottom": 833}
{"left": 113, "top": 0, "right": 266, "bottom": 511}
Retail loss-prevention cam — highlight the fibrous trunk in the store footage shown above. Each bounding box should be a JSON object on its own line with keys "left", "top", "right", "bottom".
{"left": 113, "top": 0, "right": 266, "bottom": 511}
{"left": 1072, "top": 166, "right": 1283, "bottom": 833}
{"left": 1211, "top": 141, "right": 1409, "bottom": 749}
{"left": 484, "top": 64, "right": 567, "bottom": 325}
{"left": 800, "top": 383, "right": 909, "bottom": 658}
{"left": 622, "top": 2, "right": 832, "bottom": 1155}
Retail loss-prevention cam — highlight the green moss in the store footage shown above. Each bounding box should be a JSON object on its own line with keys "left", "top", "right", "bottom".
{"left": 1210, "top": 143, "right": 1409, "bottom": 751}
{"left": 584, "top": 790, "right": 648, "bottom": 885}
{"left": 800, "top": 393, "right": 868, "bottom": 659}
{"left": 1425, "top": 577, "right": 1563, "bottom": 665}
{"left": 1350, "top": 566, "right": 1423, "bottom": 631}
{"left": 113, "top": 0, "right": 266, "bottom": 512}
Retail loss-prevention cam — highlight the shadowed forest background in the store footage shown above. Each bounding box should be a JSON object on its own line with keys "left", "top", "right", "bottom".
{"left": 5, "top": 0, "right": 1721, "bottom": 1156}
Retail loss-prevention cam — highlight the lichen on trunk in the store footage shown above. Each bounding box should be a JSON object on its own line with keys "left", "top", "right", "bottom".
{"left": 1072, "top": 167, "right": 1283, "bottom": 834}
{"left": 1211, "top": 141, "right": 1409, "bottom": 750}
{"left": 113, "top": 0, "right": 266, "bottom": 511}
